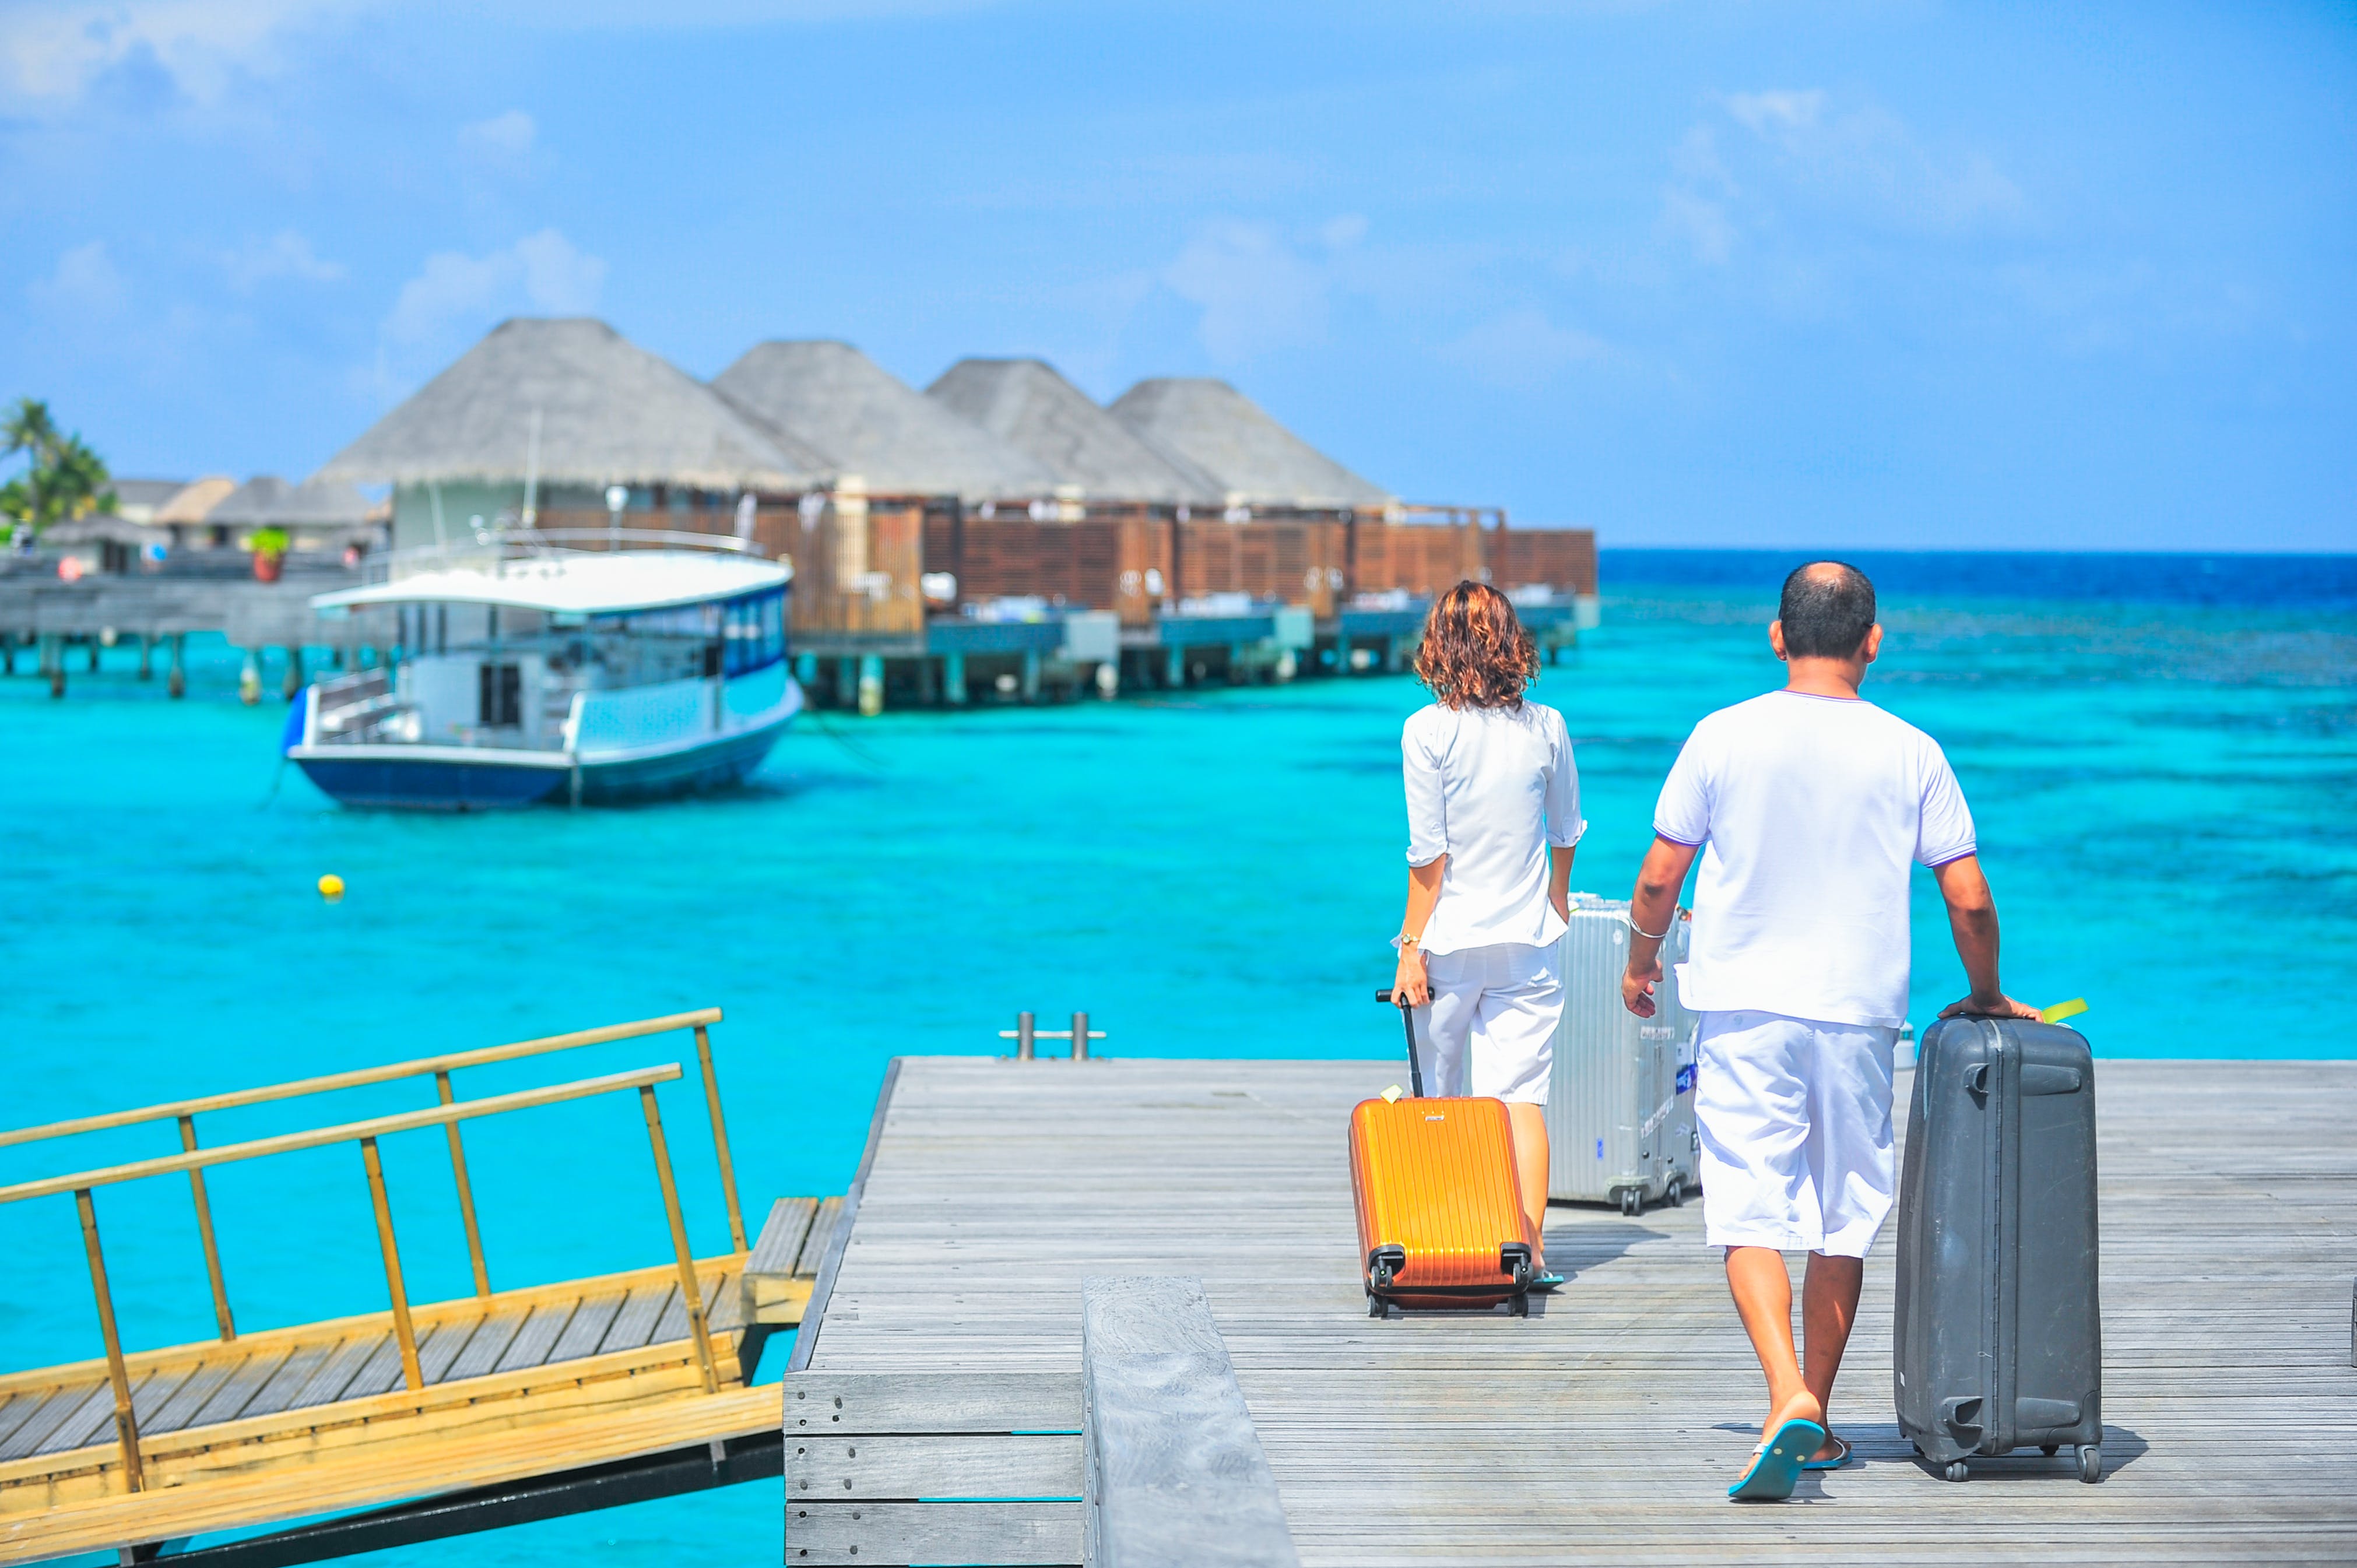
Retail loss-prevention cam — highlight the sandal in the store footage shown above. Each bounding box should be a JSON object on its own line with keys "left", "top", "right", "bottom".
{"left": 1728, "top": 1418, "right": 1825, "bottom": 1502}
{"left": 1802, "top": 1433, "right": 1854, "bottom": 1471}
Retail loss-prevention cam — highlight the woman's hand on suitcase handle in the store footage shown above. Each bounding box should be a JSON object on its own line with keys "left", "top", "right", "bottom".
{"left": 1391, "top": 947, "right": 1431, "bottom": 1008}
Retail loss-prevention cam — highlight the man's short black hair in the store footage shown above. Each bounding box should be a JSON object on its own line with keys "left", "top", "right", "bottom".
{"left": 1778, "top": 561, "right": 1877, "bottom": 658}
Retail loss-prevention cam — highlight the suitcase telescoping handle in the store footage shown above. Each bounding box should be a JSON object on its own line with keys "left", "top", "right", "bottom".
{"left": 1373, "top": 989, "right": 1426, "bottom": 1099}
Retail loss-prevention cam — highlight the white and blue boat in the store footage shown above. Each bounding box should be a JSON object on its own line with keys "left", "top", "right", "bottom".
{"left": 287, "top": 532, "right": 801, "bottom": 809}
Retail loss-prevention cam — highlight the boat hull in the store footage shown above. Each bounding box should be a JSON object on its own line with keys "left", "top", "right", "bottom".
{"left": 290, "top": 687, "right": 800, "bottom": 811}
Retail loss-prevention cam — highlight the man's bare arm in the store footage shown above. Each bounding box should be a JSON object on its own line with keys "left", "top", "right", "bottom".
{"left": 1622, "top": 835, "right": 1701, "bottom": 1017}
{"left": 1931, "top": 855, "right": 2039, "bottom": 1020}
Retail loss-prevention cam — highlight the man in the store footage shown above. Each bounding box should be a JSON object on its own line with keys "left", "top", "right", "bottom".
{"left": 1621, "top": 561, "right": 2037, "bottom": 1503}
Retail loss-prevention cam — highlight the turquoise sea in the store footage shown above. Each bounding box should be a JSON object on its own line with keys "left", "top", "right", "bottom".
{"left": 2, "top": 551, "right": 2352, "bottom": 1563}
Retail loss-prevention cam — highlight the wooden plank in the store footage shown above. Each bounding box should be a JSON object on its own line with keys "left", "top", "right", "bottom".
{"left": 214, "top": 1342, "right": 329, "bottom": 1423}
{"left": 0, "top": 1395, "right": 58, "bottom": 1453}
{"left": 283, "top": 1335, "right": 384, "bottom": 1415}
{"left": 784, "top": 1500, "right": 1082, "bottom": 1566}
{"left": 747, "top": 1197, "right": 818, "bottom": 1279}
{"left": 44, "top": 1373, "right": 145, "bottom": 1456}
{"left": 785, "top": 1433, "right": 1082, "bottom": 1500}
{"left": 0, "top": 1383, "right": 781, "bottom": 1563}
{"left": 705, "top": 1268, "right": 747, "bottom": 1335}
{"left": 782, "top": 1372, "right": 1081, "bottom": 1435}
{"left": 0, "top": 1257, "right": 728, "bottom": 1398}
{"left": 751, "top": 1275, "right": 814, "bottom": 1325}
{"left": 782, "top": 1056, "right": 2357, "bottom": 1566}
{"left": 1082, "top": 1275, "right": 1298, "bottom": 1568}
{"left": 438, "top": 1308, "right": 529, "bottom": 1383}
{"left": 491, "top": 1299, "right": 577, "bottom": 1375}
{"left": 544, "top": 1292, "right": 624, "bottom": 1366}
{"left": 788, "top": 1059, "right": 901, "bottom": 1375}
{"left": 417, "top": 1313, "right": 487, "bottom": 1385}
{"left": 598, "top": 1284, "right": 676, "bottom": 1355}
{"left": 0, "top": 1384, "right": 100, "bottom": 1462}
{"left": 186, "top": 1349, "right": 293, "bottom": 1429}
{"left": 798, "top": 1196, "right": 845, "bottom": 1276}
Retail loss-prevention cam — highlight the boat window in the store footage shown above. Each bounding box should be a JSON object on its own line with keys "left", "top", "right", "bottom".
{"left": 479, "top": 663, "right": 522, "bottom": 727}
{"left": 722, "top": 589, "right": 786, "bottom": 676}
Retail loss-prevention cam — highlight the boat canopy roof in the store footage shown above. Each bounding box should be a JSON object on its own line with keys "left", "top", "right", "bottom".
{"left": 312, "top": 550, "right": 791, "bottom": 616}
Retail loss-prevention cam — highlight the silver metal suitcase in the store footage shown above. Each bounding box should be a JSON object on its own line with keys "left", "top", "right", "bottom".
{"left": 1546, "top": 894, "right": 1699, "bottom": 1214}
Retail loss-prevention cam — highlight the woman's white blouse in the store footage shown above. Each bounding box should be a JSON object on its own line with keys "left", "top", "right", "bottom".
{"left": 1402, "top": 700, "right": 1585, "bottom": 954}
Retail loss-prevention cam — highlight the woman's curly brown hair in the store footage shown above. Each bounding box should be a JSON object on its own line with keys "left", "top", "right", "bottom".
{"left": 1414, "top": 579, "right": 1538, "bottom": 709}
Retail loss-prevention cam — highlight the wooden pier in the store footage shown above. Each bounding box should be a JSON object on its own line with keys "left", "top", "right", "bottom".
{"left": 0, "top": 1009, "right": 835, "bottom": 1567}
{"left": 782, "top": 1053, "right": 2357, "bottom": 1565}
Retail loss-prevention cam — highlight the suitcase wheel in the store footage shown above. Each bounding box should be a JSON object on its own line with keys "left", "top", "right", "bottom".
{"left": 1943, "top": 1461, "right": 1969, "bottom": 1483}
{"left": 1665, "top": 1179, "right": 1684, "bottom": 1209}
{"left": 2077, "top": 1444, "right": 2103, "bottom": 1484}
{"left": 1618, "top": 1189, "right": 1644, "bottom": 1218}
{"left": 1367, "top": 1292, "right": 1385, "bottom": 1319}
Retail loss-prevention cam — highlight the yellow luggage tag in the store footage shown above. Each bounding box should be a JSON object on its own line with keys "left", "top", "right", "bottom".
{"left": 1382, "top": 1085, "right": 1403, "bottom": 1103}
{"left": 2039, "top": 997, "right": 2089, "bottom": 1025}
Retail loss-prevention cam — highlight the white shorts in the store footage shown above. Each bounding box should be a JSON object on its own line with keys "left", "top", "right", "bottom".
{"left": 1412, "top": 941, "right": 1561, "bottom": 1105}
{"left": 1694, "top": 1009, "right": 1898, "bottom": 1258}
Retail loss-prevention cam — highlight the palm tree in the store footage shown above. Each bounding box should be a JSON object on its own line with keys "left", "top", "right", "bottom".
{"left": 2, "top": 397, "right": 115, "bottom": 543}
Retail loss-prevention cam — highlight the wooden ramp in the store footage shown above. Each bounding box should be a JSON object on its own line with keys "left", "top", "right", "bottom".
{"left": 0, "top": 1010, "right": 838, "bottom": 1566}
{"left": 784, "top": 1055, "right": 2357, "bottom": 1565}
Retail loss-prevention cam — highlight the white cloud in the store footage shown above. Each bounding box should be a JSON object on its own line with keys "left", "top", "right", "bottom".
{"left": 1164, "top": 218, "right": 1371, "bottom": 364}
{"left": 0, "top": 1, "right": 352, "bottom": 106}
{"left": 1656, "top": 87, "right": 2026, "bottom": 271}
{"left": 373, "top": 228, "right": 607, "bottom": 399}
{"left": 27, "top": 241, "right": 129, "bottom": 318}
{"left": 458, "top": 109, "right": 540, "bottom": 177}
{"left": 1726, "top": 89, "right": 1825, "bottom": 136}
{"left": 1440, "top": 308, "right": 1606, "bottom": 391}
{"left": 219, "top": 229, "right": 345, "bottom": 289}
{"left": 1725, "top": 88, "right": 2023, "bottom": 231}
{"left": 0, "top": 2, "right": 1003, "bottom": 107}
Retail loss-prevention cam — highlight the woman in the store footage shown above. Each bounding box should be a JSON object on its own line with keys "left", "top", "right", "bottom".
{"left": 1391, "top": 581, "right": 1582, "bottom": 1278}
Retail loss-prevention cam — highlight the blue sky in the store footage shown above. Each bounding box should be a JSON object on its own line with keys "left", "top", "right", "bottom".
{"left": 2, "top": 1, "right": 2351, "bottom": 550}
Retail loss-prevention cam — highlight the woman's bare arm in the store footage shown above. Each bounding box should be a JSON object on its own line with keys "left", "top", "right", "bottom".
{"left": 1549, "top": 843, "right": 1576, "bottom": 920}
{"left": 1392, "top": 856, "right": 1446, "bottom": 1007}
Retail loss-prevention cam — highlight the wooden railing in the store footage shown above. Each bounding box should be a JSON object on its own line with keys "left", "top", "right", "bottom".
{"left": 0, "top": 1063, "right": 728, "bottom": 1493}
{"left": 0, "top": 1007, "right": 749, "bottom": 1339}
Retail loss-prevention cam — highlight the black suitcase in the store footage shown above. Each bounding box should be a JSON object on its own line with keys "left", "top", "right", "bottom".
{"left": 1894, "top": 1015, "right": 2105, "bottom": 1483}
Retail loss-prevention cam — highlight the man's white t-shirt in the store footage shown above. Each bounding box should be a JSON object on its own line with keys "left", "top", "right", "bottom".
{"left": 1653, "top": 690, "right": 1976, "bottom": 1029}
{"left": 1403, "top": 700, "right": 1586, "bottom": 954}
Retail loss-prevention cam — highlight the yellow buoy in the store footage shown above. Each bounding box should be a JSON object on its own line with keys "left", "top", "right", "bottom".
{"left": 318, "top": 874, "right": 345, "bottom": 903}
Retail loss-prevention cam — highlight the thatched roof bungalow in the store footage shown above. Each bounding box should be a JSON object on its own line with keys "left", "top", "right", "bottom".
{"left": 1108, "top": 378, "right": 1394, "bottom": 516}
{"left": 210, "top": 474, "right": 382, "bottom": 553}
{"left": 926, "top": 358, "right": 1221, "bottom": 511}
{"left": 315, "top": 318, "right": 827, "bottom": 551}
{"left": 714, "top": 341, "right": 1055, "bottom": 505}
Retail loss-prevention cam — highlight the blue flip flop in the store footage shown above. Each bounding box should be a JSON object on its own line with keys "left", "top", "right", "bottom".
{"left": 1802, "top": 1433, "right": 1853, "bottom": 1471}
{"left": 1729, "top": 1419, "right": 1826, "bottom": 1501}
{"left": 1529, "top": 1271, "right": 1568, "bottom": 1292}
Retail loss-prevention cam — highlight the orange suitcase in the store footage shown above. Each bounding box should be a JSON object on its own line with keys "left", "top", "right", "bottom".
{"left": 1351, "top": 993, "right": 1537, "bottom": 1316}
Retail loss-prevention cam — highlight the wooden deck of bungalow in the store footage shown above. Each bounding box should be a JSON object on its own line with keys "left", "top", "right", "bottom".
{"left": 782, "top": 1053, "right": 2357, "bottom": 1566}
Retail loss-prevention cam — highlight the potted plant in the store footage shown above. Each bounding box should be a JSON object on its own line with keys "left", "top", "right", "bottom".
{"left": 248, "top": 525, "right": 290, "bottom": 582}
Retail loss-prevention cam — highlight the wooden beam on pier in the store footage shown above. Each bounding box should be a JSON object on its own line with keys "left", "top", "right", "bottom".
{"left": 1082, "top": 1276, "right": 1298, "bottom": 1568}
